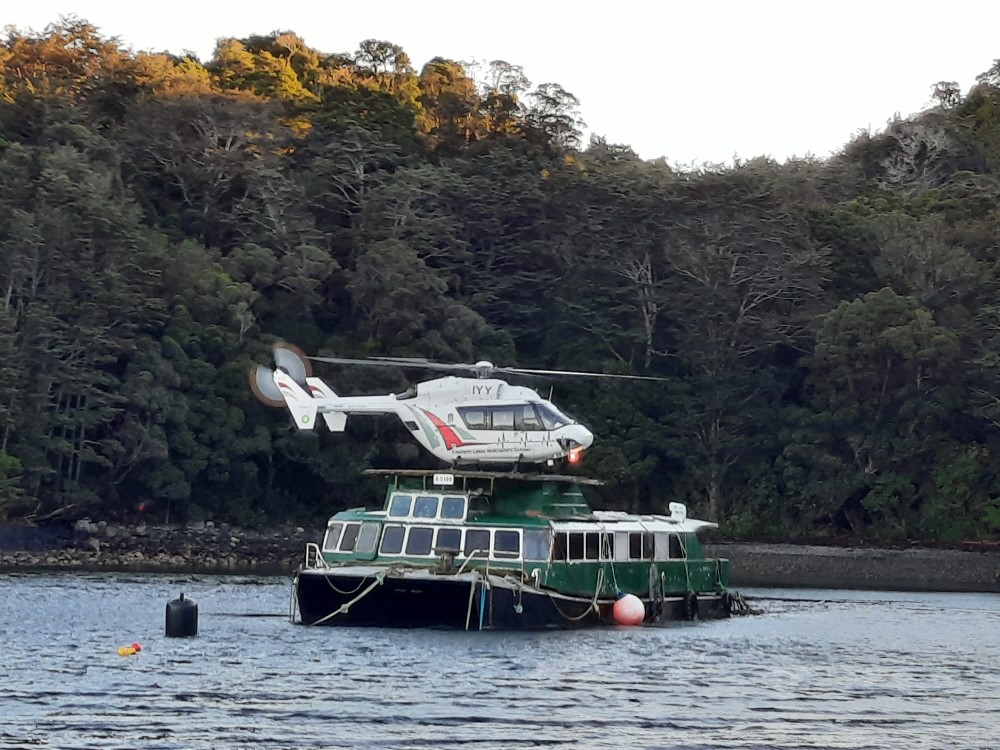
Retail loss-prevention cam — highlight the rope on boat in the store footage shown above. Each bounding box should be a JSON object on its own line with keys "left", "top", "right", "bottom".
{"left": 464, "top": 570, "right": 479, "bottom": 631}
{"left": 306, "top": 566, "right": 398, "bottom": 627}
{"left": 547, "top": 567, "right": 606, "bottom": 622}
{"left": 727, "top": 591, "right": 762, "bottom": 616}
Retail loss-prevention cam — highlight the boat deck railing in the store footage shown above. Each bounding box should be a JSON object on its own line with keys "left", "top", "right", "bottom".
{"left": 304, "top": 542, "right": 329, "bottom": 569}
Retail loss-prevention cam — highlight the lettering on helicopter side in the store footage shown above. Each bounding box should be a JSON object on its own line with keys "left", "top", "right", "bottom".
{"left": 472, "top": 385, "right": 493, "bottom": 395}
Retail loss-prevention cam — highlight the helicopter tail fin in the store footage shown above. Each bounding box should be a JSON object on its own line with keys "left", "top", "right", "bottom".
{"left": 273, "top": 369, "right": 319, "bottom": 429}
{"left": 305, "top": 377, "right": 348, "bottom": 432}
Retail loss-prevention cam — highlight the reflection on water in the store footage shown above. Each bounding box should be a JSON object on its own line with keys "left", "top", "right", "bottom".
{"left": 0, "top": 573, "right": 997, "bottom": 750}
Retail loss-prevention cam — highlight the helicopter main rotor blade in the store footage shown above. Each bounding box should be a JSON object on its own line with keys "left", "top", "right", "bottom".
{"left": 496, "top": 366, "right": 671, "bottom": 381}
{"left": 310, "top": 355, "right": 480, "bottom": 373}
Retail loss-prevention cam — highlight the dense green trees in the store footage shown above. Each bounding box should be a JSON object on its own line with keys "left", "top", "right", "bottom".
{"left": 2, "top": 20, "right": 1000, "bottom": 542}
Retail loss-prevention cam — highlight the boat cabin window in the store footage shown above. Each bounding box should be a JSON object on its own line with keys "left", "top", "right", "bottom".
{"left": 440, "top": 496, "right": 466, "bottom": 519}
{"left": 599, "top": 533, "right": 613, "bottom": 561}
{"left": 628, "top": 532, "right": 653, "bottom": 561}
{"left": 584, "top": 532, "right": 600, "bottom": 560}
{"left": 388, "top": 494, "right": 412, "bottom": 517}
{"left": 340, "top": 523, "right": 361, "bottom": 552}
{"left": 653, "top": 532, "right": 669, "bottom": 561}
{"left": 524, "top": 529, "right": 550, "bottom": 561}
{"left": 413, "top": 495, "right": 439, "bottom": 518}
{"left": 435, "top": 527, "right": 462, "bottom": 553}
{"left": 380, "top": 525, "right": 405, "bottom": 555}
{"left": 567, "top": 533, "right": 585, "bottom": 560}
{"left": 322, "top": 522, "right": 344, "bottom": 552}
{"left": 551, "top": 533, "right": 567, "bottom": 561}
{"left": 464, "top": 529, "right": 491, "bottom": 557}
{"left": 405, "top": 526, "right": 434, "bottom": 556}
{"left": 669, "top": 533, "right": 686, "bottom": 559}
{"left": 493, "top": 530, "right": 520, "bottom": 558}
{"left": 356, "top": 523, "right": 379, "bottom": 554}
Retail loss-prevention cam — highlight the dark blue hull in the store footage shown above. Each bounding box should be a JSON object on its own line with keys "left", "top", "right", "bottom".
{"left": 294, "top": 568, "right": 730, "bottom": 629}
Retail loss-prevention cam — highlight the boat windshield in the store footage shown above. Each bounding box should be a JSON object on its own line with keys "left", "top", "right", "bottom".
{"left": 536, "top": 403, "right": 575, "bottom": 431}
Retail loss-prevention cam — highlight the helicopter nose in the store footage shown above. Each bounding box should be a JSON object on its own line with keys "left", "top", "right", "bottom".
{"left": 568, "top": 424, "right": 594, "bottom": 449}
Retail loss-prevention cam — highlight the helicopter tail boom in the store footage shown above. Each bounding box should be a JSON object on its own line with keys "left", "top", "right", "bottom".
{"left": 272, "top": 370, "right": 320, "bottom": 429}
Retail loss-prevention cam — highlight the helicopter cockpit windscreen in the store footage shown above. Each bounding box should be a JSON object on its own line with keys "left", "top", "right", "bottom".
{"left": 535, "top": 403, "right": 575, "bottom": 431}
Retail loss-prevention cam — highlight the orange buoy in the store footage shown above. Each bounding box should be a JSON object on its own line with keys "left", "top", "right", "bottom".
{"left": 612, "top": 593, "right": 645, "bottom": 626}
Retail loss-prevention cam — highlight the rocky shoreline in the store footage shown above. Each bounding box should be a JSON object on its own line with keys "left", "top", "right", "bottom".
{"left": 0, "top": 520, "right": 307, "bottom": 576}
{"left": 705, "top": 542, "right": 1000, "bottom": 593}
{"left": 1, "top": 522, "right": 999, "bottom": 592}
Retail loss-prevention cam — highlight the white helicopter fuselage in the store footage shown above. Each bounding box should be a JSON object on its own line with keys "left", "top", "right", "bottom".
{"left": 272, "top": 370, "right": 593, "bottom": 466}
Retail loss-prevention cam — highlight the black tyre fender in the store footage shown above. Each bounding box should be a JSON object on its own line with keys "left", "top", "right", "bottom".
{"left": 684, "top": 592, "right": 699, "bottom": 620}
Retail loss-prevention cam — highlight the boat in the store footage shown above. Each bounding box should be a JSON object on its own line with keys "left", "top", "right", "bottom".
{"left": 291, "top": 469, "right": 738, "bottom": 629}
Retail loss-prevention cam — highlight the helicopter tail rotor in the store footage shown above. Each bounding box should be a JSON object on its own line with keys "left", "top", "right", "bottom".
{"left": 249, "top": 342, "right": 314, "bottom": 408}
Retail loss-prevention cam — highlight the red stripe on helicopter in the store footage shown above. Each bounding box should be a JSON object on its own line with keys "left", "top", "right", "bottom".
{"left": 421, "top": 409, "right": 480, "bottom": 450}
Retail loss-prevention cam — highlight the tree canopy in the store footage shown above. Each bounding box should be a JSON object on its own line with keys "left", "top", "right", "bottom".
{"left": 3, "top": 19, "right": 1000, "bottom": 543}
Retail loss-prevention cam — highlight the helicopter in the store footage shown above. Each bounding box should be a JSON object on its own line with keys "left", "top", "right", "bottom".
{"left": 249, "top": 342, "right": 664, "bottom": 468}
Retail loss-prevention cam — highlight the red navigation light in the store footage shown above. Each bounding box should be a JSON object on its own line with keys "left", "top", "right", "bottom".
{"left": 567, "top": 448, "right": 583, "bottom": 464}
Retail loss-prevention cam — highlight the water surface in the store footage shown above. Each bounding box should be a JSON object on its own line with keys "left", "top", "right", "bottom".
{"left": 1, "top": 573, "right": 996, "bottom": 749}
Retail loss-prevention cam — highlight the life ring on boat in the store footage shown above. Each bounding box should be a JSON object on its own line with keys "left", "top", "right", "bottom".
{"left": 684, "top": 592, "right": 699, "bottom": 621}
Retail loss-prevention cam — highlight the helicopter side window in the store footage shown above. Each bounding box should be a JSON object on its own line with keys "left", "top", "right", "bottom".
{"left": 514, "top": 404, "right": 543, "bottom": 431}
{"left": 388, "top": 495, "right": 412, "bottom": 517}
{"left": 491, "top": 407, "right": 515, "bottom": 430}
{"left": 413, "top": 495, "right": 439, "bottom": 518}
{"left": 458, "top": 408, "right": 487, "bottom": 430}
{"left": 536, "top": 404, "right": 572, "bottom": 431}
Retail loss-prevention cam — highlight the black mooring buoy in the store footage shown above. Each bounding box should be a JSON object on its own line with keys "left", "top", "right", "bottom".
{"left": 165, "top": 592, "right": 198, "bottom": 637}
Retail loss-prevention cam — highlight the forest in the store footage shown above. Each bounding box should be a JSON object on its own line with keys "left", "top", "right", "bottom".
{"left": 2, "top": 19, "right": 1000, "bottom": 542}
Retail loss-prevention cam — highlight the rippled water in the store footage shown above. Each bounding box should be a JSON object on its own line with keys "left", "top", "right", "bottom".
{"left": 0, "top": 573, "right": 997, "bottom": 750}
